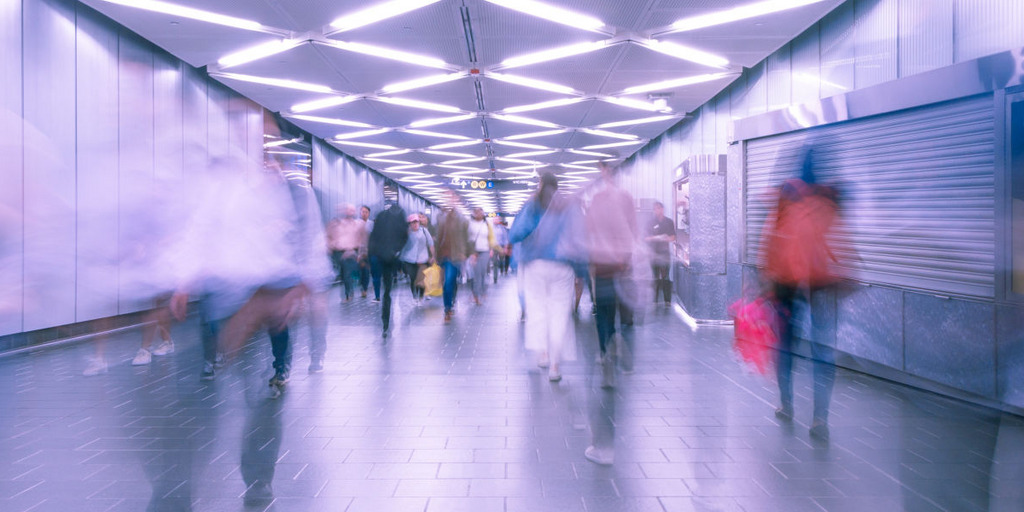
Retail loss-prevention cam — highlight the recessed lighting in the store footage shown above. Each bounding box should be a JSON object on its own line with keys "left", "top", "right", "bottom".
{"left": 482, "top": 0, "right": 605, "bottom": 32}
{"left": 99, "top": 0, "right": 263, "bottom": 31}
{"left": 330, "top": 0, "right": 444, "bottom": 32}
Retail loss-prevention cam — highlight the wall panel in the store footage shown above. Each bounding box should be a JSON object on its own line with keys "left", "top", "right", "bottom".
{"left": 0, "top": 0, "right": 24, "bottom": 335}
{"left": 854, "top": 0, "right": 898, "bottom": 89}
{"left": 955, "top": 0, "right": 1024, "bottom": 63}
{"left": 182, "top": 67, "right": 208, "bottom": 211}
{"left": 766, "top": 45, "right": 792, "bottom": 111}
{"left": 22, "top": 0, "right": 78, "bottom": 330}
{"left": 207, "top": 83, "right": 229, "bottom": 161}
{"left": 790, "top": 24, "right": 821, "bottom": 104}
{"left": 75, "top": 7, "right": 120, "bottom": 321}
{"left": 820, "top": 1, "right": 856, "bottom": 97}
{"left": 898, "top": 0, "right": 953, "bottom": 77}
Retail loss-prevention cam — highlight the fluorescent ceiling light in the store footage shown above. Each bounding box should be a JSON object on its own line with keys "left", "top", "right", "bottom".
{"left": 582, "top": 140, "right": 645, "bottom": 150}
{"left": 429, "top": 140, "right": 484, "bottom": 150}
{"left": 622, "top": 72, "right": 736, "bottom": 95}
{"left": 286, "top": 114, "right": 372, "bottom": 128}
{"left": 503, "top": 97, "right": 585, "bottom": 114}
{"left": 496, "top": 157, "right": 543, "bottom": 165}
{"left": 505, "top": 150, "right": 557, "bottom": 158}
{"left": 263, "top": 137, "right": 302, "bottom": 148}
{"left": 324, "top": 40, "right": 450, "bottom": 69}
{"left": 568, "top": 149, "right": 614, "bottom": 157}
{"left": 639, "top": 40, "right": 729, "bottom": 69}
{"left": 330, "top": 0, "right": 444, "bottom": 32}
{"left": 486, "top": 72, "right": 577, "bottom": 95}
{"left": 492, "top": 140, "right": 551, "bottom": 150}
{"left": 600, "top": 96, "right": 671, "bottom": 112}
{"left": 423, "top": 150, "right": 478, "bottom": 158}
{"left": 409, "top": 113, "right": 477, "bottom": 128}
{"left": 596, "top": 115, "right": 678, "bottom": 128}
{"left": 382, "top": 72, "right": 466, "bottom": 94}
{"left": 214, "top": 73, "right": 332, "bottom": 93}
{"left": 438, "top": 164, "right": 488, "bottom": 171}
{"left": 441, "top": 157, "right": 487, "bottom": 165}
{"left": 384, "top": 163, "right": 427, "bottom": 171}
{"left": 334, "top": 128, "right": 390, "bottom": 140}
{"left": 332, "top": 140, "right": 398, "bottom": 150}
{"left": 376, "top": 96, "right": 463, "bottom": 113}
{"left": 490, "top": 114, "right": 561, "bottom": 129}
{"left": 581, "top": 128, "right": 638, "bottom": 140}
{"left": 366, "top": 149, "right": 412, "bottom": 157}
{"left": 503, "top": 129, "right": 569, "bottom": 141}
{"left": 405, "top": 129, "right": 472, "bottom": 140}
{"left": 497, "top": 169, "right": 538, "bottom": 176}
{"left": 364, "top": 158, "right": 415, "bottom": 165}
{"left": 668, "top": 0, "right": 828, "bottom": 33}
{"left": 99, "top": 0, "right": 263, "bottom": 31}
{"left": 291, "top": 95, "right": 360, "bottom": 113}
{"left": 501, "top": 41, "right": 607, "bottom": 68}
{"left": 482, "top": 0, "right": 605, "bottom": 32}
{"left": 561, "top": 163, "right": 598, "bottom": 171}
{"left": 218, "top": 38, "right": 303, "bottom": 68}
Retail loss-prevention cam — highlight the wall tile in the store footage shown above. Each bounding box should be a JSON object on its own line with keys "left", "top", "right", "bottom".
{"left": 836, "top": 284, "right": 902, "bottom": 367}
{"left": 996, "top": 304, "right": 1024, "bottom": 408}
{"left": 904, "top": 293, "right": 996, "bottom": 397}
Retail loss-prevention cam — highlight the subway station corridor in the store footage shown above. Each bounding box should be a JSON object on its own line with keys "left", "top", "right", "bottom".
{"left": 2, "top": 279, "right": 1021, "bottom": 512}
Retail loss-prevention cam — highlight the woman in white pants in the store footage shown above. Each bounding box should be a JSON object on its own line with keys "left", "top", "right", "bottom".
{"left": 508, "top": 173, "right": 587, "bottom": 381}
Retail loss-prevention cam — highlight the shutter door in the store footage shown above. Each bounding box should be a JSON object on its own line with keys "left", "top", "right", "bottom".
{"left": 745, "top": 94, "right": 995, "bottom": 298}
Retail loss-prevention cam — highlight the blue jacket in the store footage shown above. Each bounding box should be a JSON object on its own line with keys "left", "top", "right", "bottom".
{"left": 509, "top": 195, "right": 587, "bottom": 267}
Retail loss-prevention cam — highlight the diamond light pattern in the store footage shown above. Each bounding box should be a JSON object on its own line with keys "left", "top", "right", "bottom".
{"left": 84, "top": 0, "right": 845, "bottom": 213}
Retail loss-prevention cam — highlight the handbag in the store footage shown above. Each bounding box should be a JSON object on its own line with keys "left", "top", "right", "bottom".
{"left": 728, "top": 294, "right": 779, "bottom": 375}
{"left": 422, "top": 264, "right": 442, "bottom": 297}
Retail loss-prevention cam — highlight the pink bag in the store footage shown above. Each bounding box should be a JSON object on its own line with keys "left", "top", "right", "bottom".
{"left": 729, "top": 296, "right": 778, "bottom": 375}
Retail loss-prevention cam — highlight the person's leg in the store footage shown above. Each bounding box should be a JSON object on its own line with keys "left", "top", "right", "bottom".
{"left": 472, "top": 252, "right": 487, "bottom": 300}
{"left": 359, "top": 261, "right": 370, "bottom": 297}
{"left": 342, "top": 255, "right": 358, "bottom": 300}
{"left": 661, "top": 265, "right": 672, "bottom": 303}
{"left": 331, "top": 251, "right": 343, "bottom": 285}
{"left": 308, "top": 291, "right": 327, "bottom": 370}
{"left": 546, "top": 262, "right": 577, "bottom": 379}
{"left": 370, "top": 255, "right": 382, "bottom": 300}
{"left": 593, "top": 276, "right": 617, "bottom": 357}
{"left": 809, "top": 288, "right": 836, "bottom": 426}
{"left": 381, "top": 261, "right": 396, "bottom": 334}
{"left": 403, "top": 261, "right": 418, "bottom": 298}
{"left": 522, "top": 261, "right": 549, "bottom": 365}
{"left": 774, "top": 283, "right": 797, "bottom": 417}
{"left": 442, "top": 259, "right": 458, "bottom": 316}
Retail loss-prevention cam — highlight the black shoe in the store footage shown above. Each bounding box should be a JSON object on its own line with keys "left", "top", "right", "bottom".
{"left": 243, "top": 482, "right": 273, "bottom": 506}
{"left": 269, "top": 369, "right": 290, "bottom": 387}
{"left": 809, "top": 421, "right": 830, "bottom": 441}
{"left": 199, "top": 362, "right": 215, "bottom": 381}
{"left": 382, "top": 328, "right": 389, "bottom": 339}
{"left": 774, "top": 406, "right": 794, "bottom": 422}
{"left": 308, "top": 358, "right": 323, "bottom": 373}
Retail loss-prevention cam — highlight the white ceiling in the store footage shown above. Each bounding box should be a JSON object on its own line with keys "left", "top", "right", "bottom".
{"left": 79, "top": 0, "right": 843, "bottom": 212}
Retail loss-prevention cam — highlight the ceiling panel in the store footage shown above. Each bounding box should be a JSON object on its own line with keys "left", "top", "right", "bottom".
{"left": 502, "top": 98, "right": 595, "bottom": 127}
{"left": 479, "top": 78, "right": 572, "bottom": 111}
{"left": 393, "top": 77, "right": 481, "bottom": 113}
{"left": 501, "top": 44, "right": 626, "bottom": 96}
{"left": 210, "top": 76, "right": 335, "bottom": 114}
{"left": 328, "top": 0, "right": 470, "bottom": 67}
{"left": 314, "top": 42, "right": 454, "bottom": 94}
{"left": 222, "top": 42, "right": 350, "bottom": 91}
{"left": 468, "top": 0, "right": 603, "bottom": 68}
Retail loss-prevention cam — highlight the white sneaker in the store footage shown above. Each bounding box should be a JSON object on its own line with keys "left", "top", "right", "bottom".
{"left": 584, "top": 445, "right": 614, "bottom": 465}
{"left": 83, "top": 357, "right": 108, "bottom": 376}
{"left": 131, "top": 348, "right": 152, "bottom": 366}
{"left": 151, "top": 340, "right": 175, "bottom": 356}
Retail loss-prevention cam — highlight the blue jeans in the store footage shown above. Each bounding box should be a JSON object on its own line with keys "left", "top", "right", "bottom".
{"left": 593, "top": 274, "right": 634, "bottom": 357}
{"left": 441, "top": 259, "right": 461, "bottom": 313}
{"left": 775, "top": 284, "right": 835, "bottom": 422}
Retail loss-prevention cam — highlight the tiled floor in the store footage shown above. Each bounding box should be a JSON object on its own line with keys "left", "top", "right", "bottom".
{"left": 1, "top": 277, "right": 1022, "bottom": 511}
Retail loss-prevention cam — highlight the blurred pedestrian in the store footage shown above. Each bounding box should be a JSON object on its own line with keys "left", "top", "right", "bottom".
{"left": 400, "top": 213, "right": 435, "bottom": 305}
{"left": 467, "top": 208, "right": 495, "bottom": 305}
{"left": 435, "top": 207, "right": 470, "bottom": 322}
{"left": 492, "top": 217, "right": 510, "bottom": 283}
{"left": 358, "top": 205, "right": 378, "bottom": 300}
{"left": 645, "top": 201, "right": 676, "bottom": 306}
{"left": 369, "top": 201, "right": 408, "bottom": 338}
{"left": 327, "top": 204, "right": 366, "bottom": 302}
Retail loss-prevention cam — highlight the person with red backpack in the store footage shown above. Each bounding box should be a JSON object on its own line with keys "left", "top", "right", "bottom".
{"left": 762, "top": 148, "right": 841, "bottom": 441}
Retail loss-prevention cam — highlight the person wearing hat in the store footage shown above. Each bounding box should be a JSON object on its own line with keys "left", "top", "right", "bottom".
{"left": 400, "top": 213, "right": 435, "bottom": 305}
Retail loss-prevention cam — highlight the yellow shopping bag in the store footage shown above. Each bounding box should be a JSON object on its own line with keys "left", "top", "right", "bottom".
{"left": 423, "top": 264, "right": 443, "bottom": 297}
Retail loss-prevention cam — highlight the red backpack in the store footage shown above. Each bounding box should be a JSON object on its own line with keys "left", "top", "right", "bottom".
{"left": 763, "top": 179, "right": 840, "bottom": 287}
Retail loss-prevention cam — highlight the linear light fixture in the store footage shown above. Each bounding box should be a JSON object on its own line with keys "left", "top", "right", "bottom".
{"left": 581, "top": 140, "right": 645, "bottom": 150}
{"left": 495, "top": 157, "right": 543, "bottom": 165}
{"left": 404, "top": 129, "right": 472, "bottom": 140}
{"left": 332, "top": 140, "right": 398, "bottom": 150}
{"left": 364, "top": 157, "right": 415, "bottom": 165}
{"left": 423, "top": 150, "right": 478, "bottom": 158}
{"left": 486, "top": 72, "right": 577, "bottom": 95}
{"left": 497, "top": 169, "right": 538, "bottom": 176}
{"left": 263, "top": 137, "right": 302, "bottom": 148}
{"left": 409, "top": 113, "right": 477, "bottom": 128}
{"left": 666, "top": 0, "right": 828, "bottom": 33}
{"left": 329, "top": 0, "right": 444, "bottom": 32}
{"left": 490, "top": 114, "right": 561, "bottom": 129}
{"left": 366, "top": 149, "right": 412, "bottom": 157}
{"left": 600, "top": 96, "right": 671, "bottom": 113}
{"left": 581, "top": 128, "right": 638, "bottom": 140}
{"left": 376, "top": 96, "right": 463, "bottom": 113}
{"left": 503, "top": 129, "right": 569, "bottom": 141}
{"left": 638, "top": 40, "right": 729, "bottom": 69}
{"left": 334, "top": 128, "right": 390, "bottom": 140}
{"left": 382, "top": 72, "right": 466, "bottom": 95}
{"left": 503, "top": 97, "right": 585, "bottom": 114}
{"left": 291, "top": 95, "right": 361, "bottom": 113}
{"left": 501, "top": 41, "right": 608, "bottom": 69}
{"left": 398, "top": 176, "right": 438, "bottom": 182}
{"left": 568, "top": 148, "right": 614, "bottom": 158}
{"left": 384, "top": 163, "right": 427, "bottom": 171}
{"left": 428, "top": 140, "right": 484, "bottom": 150}
{"left": 492, "top": 140, "right": 551, "bottom": 150}
{"left": 622, "top": 72, "right": 736, "bottom": 95}
{"left": 596, "top": 115, "right": 678, "bottom": 129}
{"left": 323, "top": 40, "right": 450, "bottom": 69}
{"left": 213, "top": 72, "right": 332, "bottom": 93}
{"left": 218, "top": 38, "right": 304, "bottom": 68}
{"left": 99, "top": 0, "right": 265, "bottom": 31}
{"left": 482, "top": 0, "right": 605, "bottom": 33}
{"left": 505, "top": 150, "right": 557, "bottom": 158}
{"left": 440, "top": 156, "right": 487, "bottom": 165}
{"left": 285, "top": 114, "right": 372, "bottom": 128}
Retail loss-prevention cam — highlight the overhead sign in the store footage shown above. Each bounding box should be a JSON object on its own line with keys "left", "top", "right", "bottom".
{"left": 450, "top": 177, "right": 494, "bottom": 189}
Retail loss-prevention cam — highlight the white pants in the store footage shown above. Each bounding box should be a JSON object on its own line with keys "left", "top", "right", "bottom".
{"left": 523, "top": 260, "right": 577, "bottom": 363}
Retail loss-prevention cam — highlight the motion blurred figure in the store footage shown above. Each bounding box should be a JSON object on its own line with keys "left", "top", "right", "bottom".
{"left": 358, "top": 205, "right": 378, "bottom": 300}
{"left": 435, "top": 205, "right": 470, "bottom": 322}
{"left": 761, "top": 148, "right": 841, "bottom": 441}
{"left": 400, "top": 213, "right": 435, "bottom": 305}
{"left": 645, "top": 201, "right": 676, "bottom": 306}
{"left": 492, "top": 217, "right": 510, "bottom": 283}
{"left": 369, "top": 201, "right": 408, "bottom": 339}
{"left": 467, "top": 207, "right": 494, "bottom": 305}
{"left": 327, "top": 204, "right": 366, "bottom": 303}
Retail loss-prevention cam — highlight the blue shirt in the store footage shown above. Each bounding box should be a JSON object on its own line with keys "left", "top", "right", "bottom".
{"left": 509, "top": 196, "right": 587, "bottom": 266}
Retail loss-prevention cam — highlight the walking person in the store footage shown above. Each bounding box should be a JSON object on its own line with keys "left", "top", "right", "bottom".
{"left": 358, "top": 205, "right": 378, "bottom": 300}
{"left": 509, "top": 172, "right": 586, "bottom": 382}
{"left": 645, "top": 201, "right": 676, "bottom": 306}
{"left": 326, "top": 204, "right": 366, "bottom": 302}
{"left": 369, "top": 202, "right": 408, "bottom": 339}
{"left": 492, "top": 217, "right": 510, "bottom": 283}
{"left": 400, "top": 213, "right": 435, "bottom": 305}
{"left": 467, "top": 208, "right": 495, "bottom": 305}
{"left": 435, "top": 206, "right": 469, "bottom": 322}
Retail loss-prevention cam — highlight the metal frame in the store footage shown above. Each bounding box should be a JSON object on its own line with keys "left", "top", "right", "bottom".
{"left": 1004, "top": 88, "right": 1024, "bottom": 304}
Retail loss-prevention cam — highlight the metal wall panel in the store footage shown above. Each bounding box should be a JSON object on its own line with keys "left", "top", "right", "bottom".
{"left": 75, "top": 7, "right": 120, "bottom": 321}
{"left": 745, "top": 95, "right": 996, "bottom": 298}
{"left": 154, "top": 51, "right": 183, "bottom": 202}
{"left": 854, "top": 0, "right": 898, "bottom": 89}
{"left": 182, "top": 67, "right": 208, "bottom": 211}
{"left": 0, "top": 0, "right": 23, "bottom": 335}
{"left": 746, "top": 62, "right": 768, "bottom": 117}
{"left": 898, "top": 0, "right": 953, "bottom": 77}
{"left": 819, "top": 1, "right": 856, "bottom": 97}
{"left": 22, "top": 0, "right": 78, "bottom": 331}
{"left": 117, "top": 32, "right": 155, "bottom": 314}
{"left": 955, "top": 0, "right": 1024, "bottom": 63}
{"left": 714, "top": 95, "right": 729, "bottom": 155}
{"left": 207, "top": 83, "right": 229, "bottom": 162}
{"left": 790, "top": 24, "right": 822, "bottom": 105}
{"left": 246, "top": 102, "right": 263, "bottom": 180}
{"left": 766, "top": 44, "right": 793, "bottom": 111}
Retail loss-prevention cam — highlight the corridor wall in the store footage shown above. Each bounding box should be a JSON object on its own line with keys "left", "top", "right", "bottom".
{"left": 0, "top": 0, "right": 264, "bottom": 343}
{"left": 312, "top": 139, "right": 386, "bottom": 224}
{"left": 617, "top": 0, "right": 1024, "bottom": 410}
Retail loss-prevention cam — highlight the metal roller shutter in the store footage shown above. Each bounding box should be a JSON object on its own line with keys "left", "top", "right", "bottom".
{"left": 745, "top": 94, "right": 995, "bottom": 298}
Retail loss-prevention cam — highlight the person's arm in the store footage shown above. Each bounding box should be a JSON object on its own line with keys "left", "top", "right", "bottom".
{"left": 508, "top": 201, "right": 539, "bottom": 244}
